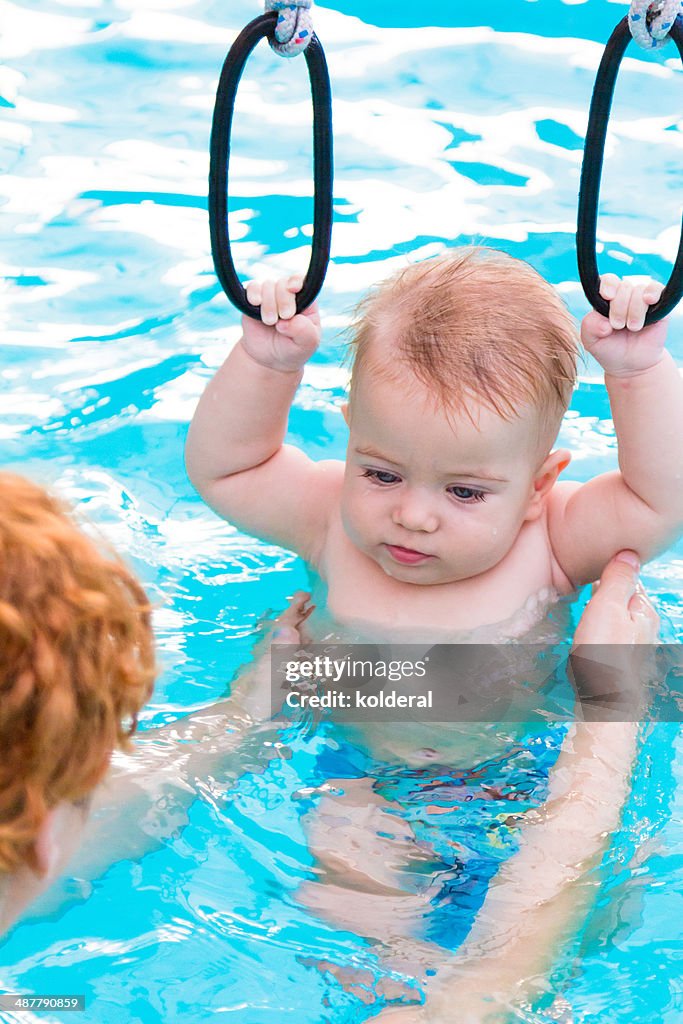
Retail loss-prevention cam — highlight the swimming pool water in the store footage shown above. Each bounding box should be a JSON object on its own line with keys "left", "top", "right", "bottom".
{"left": 1, "top": 0, "right": 683, "bottom": 1021}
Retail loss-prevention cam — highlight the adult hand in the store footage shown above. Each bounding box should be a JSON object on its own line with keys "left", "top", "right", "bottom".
{"left": 573, "top": 550, "right": 659, "bottom": 647}
{"left": 570, "top": 551, "right": 660, "bottom": 720}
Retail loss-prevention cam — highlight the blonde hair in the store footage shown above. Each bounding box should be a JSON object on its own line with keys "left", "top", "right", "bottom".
{"left": 347, "top": 247, "right": 579, "bottom": 449}
{"left": 0, "top": 473, "right": 156, "bottom": 873}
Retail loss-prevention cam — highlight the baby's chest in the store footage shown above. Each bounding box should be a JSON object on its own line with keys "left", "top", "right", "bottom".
{"left": 318, "top": 518, "right": 555, "bottom": 634}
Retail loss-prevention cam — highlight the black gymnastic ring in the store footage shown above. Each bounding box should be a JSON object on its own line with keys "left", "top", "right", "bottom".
{"left": 209, "top": 12, "right": 334, "bottom": 320}
{"left": 577, "top": 16, "right": 683, "bottom": 324}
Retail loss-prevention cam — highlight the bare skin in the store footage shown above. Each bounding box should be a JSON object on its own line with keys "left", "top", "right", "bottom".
{"left": 182, "top": 267, "right": 680, "bottom": 1016}
{"left": 84, "top": 593, "right": 313, "bottom": 868}
{"left": 1, "top": 595, "right": 312, "bottom": 929}
{"left": 294, "top": 553, "right": 661, "bottom": 1023}
{"left": 3, "top": 559, "right": 662, "bottom": 1024}
{"left": 185, "top": 272, "right": 683, "bottom": 638}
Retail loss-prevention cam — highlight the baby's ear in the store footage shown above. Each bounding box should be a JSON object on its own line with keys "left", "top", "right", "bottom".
{"left": 542, "top": 449, "right": 571, "bottom": 485}
{"left": 526, "top": 449, "right": 571, "bottom": 520}
{"left": 340, "top": 401, "right": 350, "bottom": 425}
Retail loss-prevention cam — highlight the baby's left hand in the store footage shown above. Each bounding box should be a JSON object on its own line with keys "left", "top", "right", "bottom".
{"left": 581, "top": 274, "right": 667, "bottom": 378}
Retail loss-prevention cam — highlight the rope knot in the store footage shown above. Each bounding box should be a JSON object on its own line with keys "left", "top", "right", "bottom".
{"left": 265, "top": 0, "right": 313, "bottom": 58}
{"left": 628, "top": 0, "right": 682, "bottom": 49}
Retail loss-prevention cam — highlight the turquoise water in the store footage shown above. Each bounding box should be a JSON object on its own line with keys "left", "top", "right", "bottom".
{"left": 1, "top": 0, "right": 683, "bottom": 1020}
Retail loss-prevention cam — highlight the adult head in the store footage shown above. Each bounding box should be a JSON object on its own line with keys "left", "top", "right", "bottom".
{"left": 0, "top": 472, "right": 156, "bottom": 931}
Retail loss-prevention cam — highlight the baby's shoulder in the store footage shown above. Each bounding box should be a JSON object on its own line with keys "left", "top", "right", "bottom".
{"left": 299, "top": 458, "right": 345, "bottom": 565}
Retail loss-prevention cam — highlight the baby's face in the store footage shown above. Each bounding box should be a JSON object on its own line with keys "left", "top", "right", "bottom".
{"left": 341, "top": 370, "right": 551, "bottom": 586}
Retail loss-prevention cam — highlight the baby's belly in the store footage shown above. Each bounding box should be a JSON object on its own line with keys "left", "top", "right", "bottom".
{"left": 336, "top": 719, "right": 534, "bottom": 770}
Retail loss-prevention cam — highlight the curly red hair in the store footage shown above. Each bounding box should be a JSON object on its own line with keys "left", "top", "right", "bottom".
{"left": 0, "top": 473, "right": 156, "bottom": 873}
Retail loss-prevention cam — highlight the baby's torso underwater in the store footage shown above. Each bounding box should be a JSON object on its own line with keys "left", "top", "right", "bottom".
{"left": 287, "top": 570, "right": 577, "bottom": 955}
{"left": 303, "top": 571, "right": 576, "bottom": 769}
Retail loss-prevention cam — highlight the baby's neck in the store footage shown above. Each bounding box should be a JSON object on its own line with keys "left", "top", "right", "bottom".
{"left": 308, "top": 571, "right": 566, "bottom": 645}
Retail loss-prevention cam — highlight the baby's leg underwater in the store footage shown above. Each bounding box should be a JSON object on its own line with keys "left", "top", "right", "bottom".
{"left": 297, "top": 775, "right": 441, "bottom": 981}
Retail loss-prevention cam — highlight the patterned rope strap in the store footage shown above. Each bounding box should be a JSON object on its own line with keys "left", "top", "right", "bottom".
{"left": 628, "top": 0, "right": 682, "bottom": 49}
{"left": 265, "top": 0, "right": 313, "bottom": 57}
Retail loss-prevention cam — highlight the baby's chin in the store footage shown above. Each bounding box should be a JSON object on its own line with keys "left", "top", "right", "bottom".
{"left": 375, "top": 553, "right": 470, "bottom": 586}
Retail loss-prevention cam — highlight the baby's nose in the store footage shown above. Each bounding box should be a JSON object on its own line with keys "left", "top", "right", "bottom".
{"left": 391, "top": 493, "right": 439, "bottom": 533}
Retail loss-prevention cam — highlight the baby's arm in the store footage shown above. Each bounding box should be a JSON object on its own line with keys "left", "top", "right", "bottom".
{"left": 548, "top": 275, "right": 683, "bottom": 586}
{"left": 185, "top": 277, "right": 342, "bottom": 564}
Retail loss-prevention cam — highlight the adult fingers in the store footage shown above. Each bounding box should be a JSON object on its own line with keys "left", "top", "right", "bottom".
{"left": 590, "top": 551, "right": 640, "bottom": 606}
{"left": 627, "top": 587, "right": 660, "bottom": 644}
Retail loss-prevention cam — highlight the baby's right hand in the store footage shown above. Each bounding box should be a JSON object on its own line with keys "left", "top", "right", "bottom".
{"left": 241, "top": 275, "right": 321, "bottom": 373}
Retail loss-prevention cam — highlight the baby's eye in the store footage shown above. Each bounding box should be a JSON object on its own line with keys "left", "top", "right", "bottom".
{"left": 448, "top": 485, "right": 487, "bottom": 503}
{"left": 362, "top": 468, "right": 401, "bottom": 485}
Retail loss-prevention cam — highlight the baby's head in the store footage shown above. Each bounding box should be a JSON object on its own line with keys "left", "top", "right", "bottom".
{"left": 341, "top": 247, "right": 579, "bottom": 584}
{"left": 0, "top": 473, "right": 155, "bottom": 895}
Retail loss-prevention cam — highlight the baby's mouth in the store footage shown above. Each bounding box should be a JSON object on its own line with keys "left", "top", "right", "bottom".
{"left": 384, "top": 543, "right": 434, "bottom": 565}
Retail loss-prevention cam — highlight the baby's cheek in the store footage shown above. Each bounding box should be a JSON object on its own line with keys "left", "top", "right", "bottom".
{"left": 340, "top": 493, "right": 370, "bottom": 548}
{"left": 495, "top": 510, "right": 530, "bottom": 561}
{"left": 463, "top": 513, "right": 517, "bottom": 564}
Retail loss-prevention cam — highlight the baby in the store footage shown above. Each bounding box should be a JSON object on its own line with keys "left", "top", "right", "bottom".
{"left": 185, "top": 247, "right": 683, "bottom": 636}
